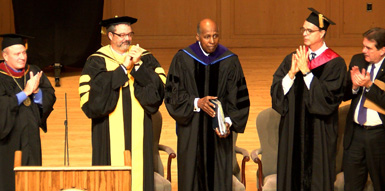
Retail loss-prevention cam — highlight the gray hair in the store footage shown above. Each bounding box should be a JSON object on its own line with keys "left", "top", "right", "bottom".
{"left": 197, "top": 22, "right": 201, "bottom": 35}
{"left": 106, "top": 22, "right": 131, "bottom": 34}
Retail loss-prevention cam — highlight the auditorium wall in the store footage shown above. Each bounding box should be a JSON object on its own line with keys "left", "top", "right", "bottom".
{"left": 1, "top": 0, "right": 384, "bottom": 49}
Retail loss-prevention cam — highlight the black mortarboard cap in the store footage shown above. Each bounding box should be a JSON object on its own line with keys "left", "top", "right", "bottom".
{"left": 100, "top": 16, "right": 138, "bottom": 28}
{"left": 306, "top": 8, "right": 336, "bottom": 31}
{"left": 0, "top": 33, "right": 33, "bottom": 50}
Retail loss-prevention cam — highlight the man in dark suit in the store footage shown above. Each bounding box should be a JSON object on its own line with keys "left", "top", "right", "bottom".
{"left": 343, "top": 27, "right": 385, "bottom": 191}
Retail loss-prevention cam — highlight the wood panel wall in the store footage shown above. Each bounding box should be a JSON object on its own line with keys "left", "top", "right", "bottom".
{"left": 1, "top": 0, "right": 384, "bottom": 49}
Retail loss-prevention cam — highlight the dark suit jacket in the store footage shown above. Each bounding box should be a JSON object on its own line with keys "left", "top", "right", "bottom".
{"left": 343, "top": 53, "right": 385, "bottom": 149}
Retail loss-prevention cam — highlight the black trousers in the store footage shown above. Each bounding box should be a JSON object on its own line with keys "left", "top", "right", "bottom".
{"left": 343, "top": 123, "right": 385, "bottom": 191}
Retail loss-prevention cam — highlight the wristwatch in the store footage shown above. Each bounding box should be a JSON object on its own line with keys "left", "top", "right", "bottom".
{"left": 303, "top": 71, "right": 311, "bottom": 76}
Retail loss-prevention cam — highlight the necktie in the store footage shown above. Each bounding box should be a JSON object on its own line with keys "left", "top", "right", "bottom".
{"left": 310, "top": 52, "right": 316, "bottom": 61}
{"left": 357, "top": 64, "right": 376, "bottom": 125}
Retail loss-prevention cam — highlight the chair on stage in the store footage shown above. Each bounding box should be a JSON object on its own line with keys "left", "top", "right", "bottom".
{"left": 232, "top": 132, "right": 251, "bottom": 191}
{"left": 251, "top": 107, "right": 280, "bottom": 191}
{"left": 152, "top": 111, "right": 176, "bottom": 191}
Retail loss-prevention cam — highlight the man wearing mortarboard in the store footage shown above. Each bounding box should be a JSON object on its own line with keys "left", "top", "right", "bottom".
{"left": 78, "top": 16, "right": 166, "bottom": 191}
{"left": 0, "top": 34, "right": 56, "bottom": 191}
{"left": 271, "top": 8, "right": 347, "bottom": 190}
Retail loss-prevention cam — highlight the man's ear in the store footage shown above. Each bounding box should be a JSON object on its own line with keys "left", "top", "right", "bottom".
{"left": 196, "top": 34, "right": 200, "bottom": 41}
{"left": 108, "top": 32, "right": 113, "bottom": 41}
{"left": 2, "top": 52, "right": 8, "bottom": 62}
{"left": 320, "top": 30, "right": 326, "bottom": 39}
{"left": 380, "top": 47, "right": 385, "bottom": 57}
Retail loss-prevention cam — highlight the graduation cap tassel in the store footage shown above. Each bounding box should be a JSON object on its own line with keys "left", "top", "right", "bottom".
{"left": 101, "top": 28, "right": 106, "bottom": 35}
{"left": 318, "top": 14, "right": 324, "bottom": 29}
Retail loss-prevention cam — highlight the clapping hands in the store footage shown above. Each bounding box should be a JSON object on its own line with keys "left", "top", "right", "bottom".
{"left": 350, "top": 66, "right": 372, "bottom": 89}
{"left": 24, "top": 71, "right": 42, "bottom": 96}
{"left": 288, "top": 45, "right": 310, "bottom": 78}
{"left": 123, "top": 44, "right": 143, "bottom": 70}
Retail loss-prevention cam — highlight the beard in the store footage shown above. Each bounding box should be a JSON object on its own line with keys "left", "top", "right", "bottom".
{"left": 118, "top": 40, "right": 131, "bottom": 51}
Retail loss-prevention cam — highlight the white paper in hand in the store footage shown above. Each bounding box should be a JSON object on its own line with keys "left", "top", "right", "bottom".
{"left": 210, "top": 99, "right": 227, "bottom": 135}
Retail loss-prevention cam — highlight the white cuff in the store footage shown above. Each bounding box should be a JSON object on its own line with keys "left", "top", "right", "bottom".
{"left": 225, "top": 117, "right": 232, "bottom": 127}
{"left": 303, "top": 72, "right": 314, "bottom": 90}
{"left": 282, "top": 74, "right": 295, "bottom": 95}
{"left": 194, "top": 98, "right": 201, "bottom": 112}
{"left": 134, "top": 60, "right": 143, "bottom": 71}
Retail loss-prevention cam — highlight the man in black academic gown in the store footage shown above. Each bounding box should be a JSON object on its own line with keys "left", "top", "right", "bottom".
{"left": 0, "top": 34, "right": 56, "bottom": 191}
{"left": 79, "top": 16, "right": 165, "bottom": 191}
{"left": 164, "top": 18, "right": 250, "bottom": 191}
{"left": 343, "top": 27, "right": 385, "bottom": 191}
{"left": 271, "top": 8, "right": 346, "bottom": 190}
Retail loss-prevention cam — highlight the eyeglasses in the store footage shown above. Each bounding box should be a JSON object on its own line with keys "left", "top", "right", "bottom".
{"left": 300, "top": 27, "right": 320, "bottom": 34}
{"left": 112, "top": 32, "right": 135, "bottom": 38}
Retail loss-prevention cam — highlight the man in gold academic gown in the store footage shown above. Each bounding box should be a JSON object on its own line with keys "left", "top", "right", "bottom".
{"left": 79, "top": 16, "right": 166, "bottom": 191}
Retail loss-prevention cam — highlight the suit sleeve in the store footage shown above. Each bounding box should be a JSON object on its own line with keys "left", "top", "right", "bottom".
{"left": 343, "top": 54, "right": 362, "bottom": 101}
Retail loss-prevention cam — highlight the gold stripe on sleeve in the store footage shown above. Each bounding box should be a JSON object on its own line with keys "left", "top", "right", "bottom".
{"left": 80, "top": 92, "right": 89, "bottom": 107}
{"left": 79, "top": 75, "right": 91, "bottom": 83}
{"left": 155, "top": 67, "right": 166, "bottom": 84}
{"left": 79, "top": 85, "right": 90, "bottom": 94}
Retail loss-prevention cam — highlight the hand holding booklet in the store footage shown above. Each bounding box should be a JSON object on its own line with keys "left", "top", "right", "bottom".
{"left": 210, "top": 99, "right": 228, "bottom": 136}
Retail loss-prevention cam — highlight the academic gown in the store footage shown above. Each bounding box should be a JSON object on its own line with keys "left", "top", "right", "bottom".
{"left": 79, "top": 45, "right": 165, "bottom": 191}
{"left": 165, "top": 42, "right": 250, "bottom": 191}
{"left": 0, "top": 62, "right": 56, "bottom": 191}
{"left": 271, "top": 49, "right": 346, "bottom": 191}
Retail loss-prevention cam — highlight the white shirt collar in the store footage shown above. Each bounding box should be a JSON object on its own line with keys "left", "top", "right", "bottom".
{"left": 371, "top": 56, "right": 385, "bottom": 73}
{"left": 198, "top": 41, "right": 210, "bottom": 56}
{"left": 309, "top": 42, "right": 328, "bottom": 59}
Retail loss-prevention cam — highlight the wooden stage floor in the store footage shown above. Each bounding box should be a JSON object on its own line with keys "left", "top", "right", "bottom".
{"left": 40, "top": 47, "right": 360, "bottom": 191}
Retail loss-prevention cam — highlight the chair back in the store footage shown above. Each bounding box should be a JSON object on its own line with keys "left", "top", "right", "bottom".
{"left": 256, "top": 107, "right": 280, "bottom": 177}
{"left": 152, "top": 111, "right": 164, "bottom": 176}
{"left": 336, "top": 104, "right": 350, "bottom": 173}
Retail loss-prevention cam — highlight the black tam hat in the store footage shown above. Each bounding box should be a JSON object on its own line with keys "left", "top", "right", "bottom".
{"left": 306, "top": 8, "right": 336, "bottom": 31}
{"left": 100, "top": 16, "right": 138, "bottom": 28}
{"left": 0, "top": 34, "right": 33, "bottom": 50}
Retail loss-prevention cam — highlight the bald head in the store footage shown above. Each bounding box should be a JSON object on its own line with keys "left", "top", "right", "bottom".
{"left": 197, "top": 18, "right": 218, "bottom": 35}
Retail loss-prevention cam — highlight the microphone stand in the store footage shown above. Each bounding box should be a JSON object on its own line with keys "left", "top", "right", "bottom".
{"left": 64, "top": 93, "right": 69, "bottom": 166}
